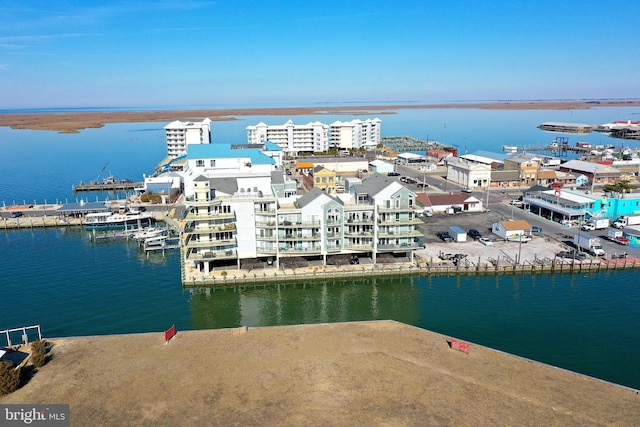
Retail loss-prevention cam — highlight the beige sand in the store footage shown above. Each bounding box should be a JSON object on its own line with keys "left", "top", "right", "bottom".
{"left": 1, "top": 100, "right": 639, "bottom": 133}
{"left": 2, "top": 321, "right": 638, "bottom": 426}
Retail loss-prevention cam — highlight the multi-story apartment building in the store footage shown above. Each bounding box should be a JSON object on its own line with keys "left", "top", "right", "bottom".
{"left": 246, "top": 118, "right": 382, "bottom": 156}
{"left": 328, "top": 118, "right": 381, "bottom": 151}
{"left": 165, "top": 118, "right": 212, "bottom": 158}
{"left": 182, "top": 173, "right": 424, "bottom": 275}
{"left": 182, "top": 141, "right": 291, "bottom": 198}
{"left": 246, "top": 120, "right": 329, "bottom": 155}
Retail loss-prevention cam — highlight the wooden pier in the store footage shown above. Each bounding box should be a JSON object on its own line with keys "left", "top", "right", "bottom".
{"left": 72, "top": 181, "right": 142, "bottom": 192}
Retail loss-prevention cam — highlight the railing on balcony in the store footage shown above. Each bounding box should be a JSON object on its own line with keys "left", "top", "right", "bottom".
{"left": 343, "top": 230, "right": 373, "bottom": 237}
{"left": 377, "top": 217, "right": 423, "bottom": 225}
{"left": 184, "top": 238, "right": 237, "bottom": 248}
{"left": 343, "top": 243, "right": 374, "bottom": 250}
{"left": 184, "top": 211, "right": 235, "bottom": 221}
{"left": 278, "top": 233, "right": 322, "bottom": 241}
{"left": 184, "top": 223, "right": 236, "bottom": 233}
{"left": 186, "top": 248, "right": 238, "bottom": 261}
{"left": 378, "top": 229, "right": 423, "bottom": 238}
{"left": 377, "top": 206, "right": 414, "bottom": 213}
{"left": 277, "top": 220, "right": 321, "bottom": 227}
{"left": 278, "top": 245, "right": 322, "bottom": 254}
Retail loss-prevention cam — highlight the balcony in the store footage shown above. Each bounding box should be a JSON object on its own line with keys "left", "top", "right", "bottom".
{"left": 256, "top": 234, "right": 277, "bottom": 241}
{"left": 378, "top": 229, "right": 423, "bottom": 238}
{"left": 277, "top": 220, "right": 321, "bottom": 228}
{"left": 279, "top": 233, "right": 322, "bottom": 241}
{"left": 184, "top": 238, "right": 237, "bottom": 248}
{"left": 377, "top": 217, "right": 423, "bottom": 225}
{"left": 377, "top": 206, "right": 414, "bottom": 213}
{"left": 255, "top": 209, "right": 276, "bottom": 216}
{"left": 346, "top": 217, "right": 374, "bottom": 224}
{"left": 344, "top": 230, "right": 373, "bottom": 237}
{"left": 184, "top": 223, "right": 236, "bottom": 233}
{"left": 184, "top": 211, "right": 235, "bottom": 221}
{"left": 186, "top": 248, "right": 238, "bottom": 261}
{"left": 343, "top": 242, "right": 374, "bottom": 250}
{"left": 278, "top": 245, "right": 322, "bottom": 255}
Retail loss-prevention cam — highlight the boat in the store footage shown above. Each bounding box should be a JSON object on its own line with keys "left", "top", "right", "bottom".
{"left": 502, "top": 145, "right": 518, "bottom": 153}
{"left": 85, "top": 205, "right": 154, "bottom": 229}
{"left": 130, "top": 226, "right": 168, "bottom": 241}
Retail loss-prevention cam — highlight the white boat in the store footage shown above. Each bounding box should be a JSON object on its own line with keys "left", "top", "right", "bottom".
{"left": 85, "top": 205, "right": 154, "bottom": 229}
{"left": 502, "top": 145, "right": 518, "bottom": 153}
{"left": 131, "top": 227, "right": 167, "bottom": 241}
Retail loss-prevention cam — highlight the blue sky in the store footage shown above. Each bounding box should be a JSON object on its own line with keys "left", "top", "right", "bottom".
{"left": 1, "top": 0, "right": 639, "bottom": 108}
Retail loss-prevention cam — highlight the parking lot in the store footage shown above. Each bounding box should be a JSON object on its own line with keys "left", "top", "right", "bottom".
{"left": 415, "top": 202, "right": 638, "bottom": 266}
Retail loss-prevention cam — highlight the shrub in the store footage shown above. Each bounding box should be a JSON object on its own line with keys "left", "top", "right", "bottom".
{"left": 31, "top": 340, "right": 47, "bottom": 354}
{"left": 0, "top": 361, "right": 20, "bottom": 396}
{"left": 30, "top": 340, "right": 48, "bottom": 368}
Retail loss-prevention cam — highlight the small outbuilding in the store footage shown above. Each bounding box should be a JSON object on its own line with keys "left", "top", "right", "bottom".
{"left": 492, "top": 220, "right": 532, "bottom": 241}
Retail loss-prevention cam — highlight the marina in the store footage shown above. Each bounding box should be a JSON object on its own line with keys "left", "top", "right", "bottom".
{"left": 85, "top": 204, "right": 154, "bottom": 229}
{"left": 2, "top": 105, "right": 640, "bottom": 392}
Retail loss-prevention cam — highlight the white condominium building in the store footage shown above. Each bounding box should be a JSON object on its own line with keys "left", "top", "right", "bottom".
{"left": 182, "top": 173, "right": 423, "bottom": 276}
{"left": 329, "top": 118, "right": 382, "bottom": 151}
{"left": 165, "top": 118, "right": 212, "bottom": 158}
{"left": 246, "top": 119, "right": 329, "bottom": 156}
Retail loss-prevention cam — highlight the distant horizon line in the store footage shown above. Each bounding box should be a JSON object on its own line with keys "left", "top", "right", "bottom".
{"left": 2, "top": 97, "right": 640, "bottom": 113}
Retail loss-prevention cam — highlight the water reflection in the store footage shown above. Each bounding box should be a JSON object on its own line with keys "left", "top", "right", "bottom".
{"left": 188, "top": 277, "right": 420, "bottom": 330}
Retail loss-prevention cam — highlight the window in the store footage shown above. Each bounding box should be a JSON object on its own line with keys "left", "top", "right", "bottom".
{"left": 210, "top": 160, "right": 216, "bottom": 167}
{"left": 196, "top": 160, "right": 204, "bottom": 167}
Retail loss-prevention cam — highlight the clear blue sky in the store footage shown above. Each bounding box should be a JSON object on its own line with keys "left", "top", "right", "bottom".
{"left": 1, "top": 0, "right": 639, "bottom": 108}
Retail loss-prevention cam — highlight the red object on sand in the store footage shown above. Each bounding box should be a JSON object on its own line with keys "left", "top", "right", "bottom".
{"left": 450, "top": 339, "right": 470, "bottom": 354}
{"left": 164, "top": 324, "right": 176, "bottom": 343}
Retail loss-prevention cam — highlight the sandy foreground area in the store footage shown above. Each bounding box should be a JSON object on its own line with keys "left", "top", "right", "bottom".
{"left": 2, "top": 321, "right": 638, "bottom": 426}
{"left": 1, "top": 100, "right": 639, "bottom": 133}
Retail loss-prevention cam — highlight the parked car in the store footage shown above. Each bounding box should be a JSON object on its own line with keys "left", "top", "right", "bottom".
{"left": 478, "top": 237, "right": 493, "bottom": 246}
{"left": 531, "top": 226, "right": 543, "bottom": 233}
{"left": 557, "top": 250, "right": 587, "bottom": 260}
{"left": 10, "top": 211, "right": 23, "bottom": 218}
{"left": 462, "top": 187, "right": 472, "bottom": 193}
{"left": 612, "top": 236, "right": 630, "bottom": 245}
{"left": 417, "top": 183, "right": 428, "bottom": 188}
{"left": 437, "top": 231, "right": 453, "bottom": 242}
{"left": 387, "top": 171, "right": 400, "bottom": 177}
{"left": 467, "top": 229, "right": 482, "bottom": 240}
{"left": 357, "top": 169, "right": 368, "bottom": 173}
{"left": 509, "top": 199, "right": 523, "bottom": 206}
{"left": 405, "top": 178, "right": 417, "bottom": 184}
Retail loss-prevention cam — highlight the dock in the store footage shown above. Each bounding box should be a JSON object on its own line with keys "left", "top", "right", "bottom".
{"left": 537, "top": 122, "right": 596, "bottom": 133}
{"left": 72, "top": 181, "right": 142, "bottom": 192}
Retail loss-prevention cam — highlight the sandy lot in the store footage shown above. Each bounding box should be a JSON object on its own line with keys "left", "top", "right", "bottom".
{"left": 2, "top": 321, "right": 638, "bottom": 426}
{"left": 1, "top": 100, "right": 639, "bottom": 133}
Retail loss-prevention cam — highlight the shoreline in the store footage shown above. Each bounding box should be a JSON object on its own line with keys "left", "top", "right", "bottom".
{"left": 1, "top": 99, "right": 640, "bottom": 133}
{"left": 2, "top": 321, "right": 638, "bottom": 425}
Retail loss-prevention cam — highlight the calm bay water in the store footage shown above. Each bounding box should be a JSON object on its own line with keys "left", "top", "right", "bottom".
{"left": 1, "top": 105, "right": 640, "bottom": 390}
